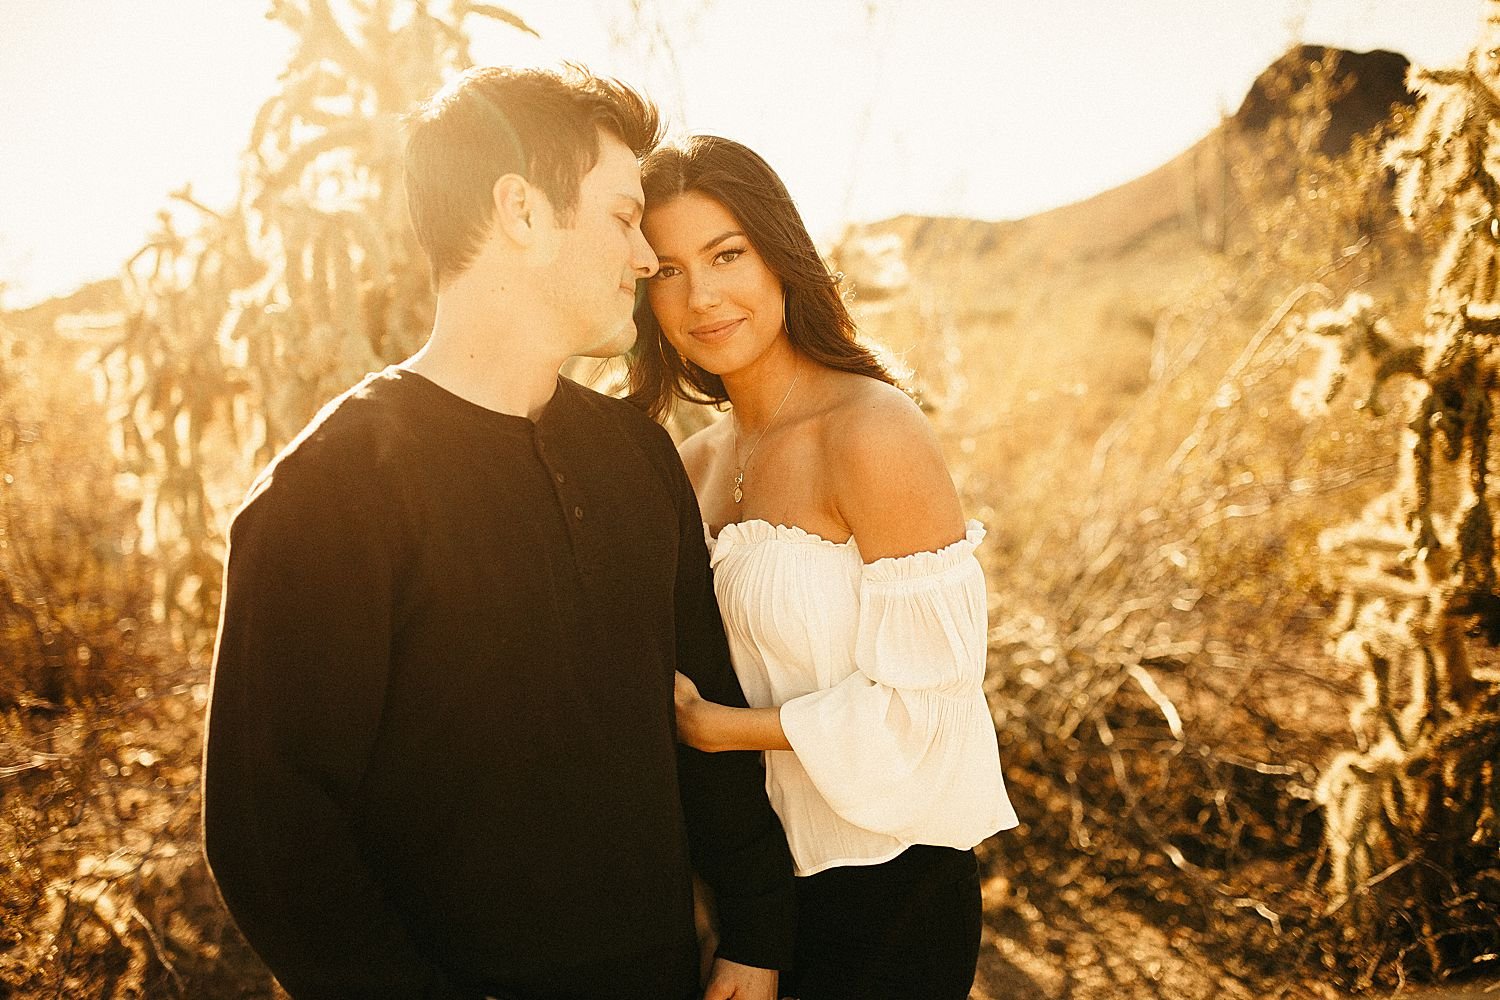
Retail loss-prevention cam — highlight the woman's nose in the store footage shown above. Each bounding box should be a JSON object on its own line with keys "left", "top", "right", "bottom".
{"left": 687, "top": 274, "right": 720, "bottom": 312}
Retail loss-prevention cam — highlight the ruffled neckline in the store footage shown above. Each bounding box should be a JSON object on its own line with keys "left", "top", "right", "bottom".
{"left": 706, "top": 518, "right": 985, "bottom": 578}
{"left": 708, "top": 518, "right": 856, "bottom": 548}
{"left": 863, "top": 519, "right": 986, "bottom": 583}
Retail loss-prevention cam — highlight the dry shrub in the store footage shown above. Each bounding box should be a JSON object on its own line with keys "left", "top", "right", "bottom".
{"left": 0, "top": 312, "right": 273, "bottom": 997}
{"left": 845, "top": 46, "right": 1475, "bottom": 996}
{"left": 1282, "top": 36, "right": 1500, "bottom": 986}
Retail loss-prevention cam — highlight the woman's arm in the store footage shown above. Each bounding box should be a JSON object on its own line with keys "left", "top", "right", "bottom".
{"left": 675, "top": 671, "right": 792, "bottom": 752}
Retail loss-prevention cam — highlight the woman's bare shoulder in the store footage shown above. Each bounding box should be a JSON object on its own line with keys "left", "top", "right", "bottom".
{"left": 816, "top": 374, "right": 964, "bottom": 559}
{"left": 819, "top": 374, "right": 934, "bottom": 459}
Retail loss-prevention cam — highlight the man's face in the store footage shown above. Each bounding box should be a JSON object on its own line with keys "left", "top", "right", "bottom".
{"left": 539, "top": 133, "right": 659, "bottom": 359}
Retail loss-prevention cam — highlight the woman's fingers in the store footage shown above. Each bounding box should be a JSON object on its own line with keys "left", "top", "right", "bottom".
{"left": 674, "top": 670, "right": 701, "bottom": 706}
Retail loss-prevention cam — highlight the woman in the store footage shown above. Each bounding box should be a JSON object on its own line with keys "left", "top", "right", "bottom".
{"left": 627, "top": 135, "right": 1017, "bottom": 1000}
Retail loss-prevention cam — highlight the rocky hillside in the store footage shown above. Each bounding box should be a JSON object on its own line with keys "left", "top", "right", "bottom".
{"left": 833, "top": 46, "right": 1422, "bottom": 456}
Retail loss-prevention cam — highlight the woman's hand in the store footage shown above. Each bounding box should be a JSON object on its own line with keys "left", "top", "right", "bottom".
{"left": 674, "top": 671, "right": 717, "bottom": 751}
{"left": 673, "top": 671, "right": 793, "bottom": 754}
{"left": 702, "top": 957, "right": 778, "bottom": 1000}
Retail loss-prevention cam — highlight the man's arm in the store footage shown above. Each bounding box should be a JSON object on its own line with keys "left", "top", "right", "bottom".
{"left": 654, "top": 428, "right": 797, "bottom": 976}
{"left": 203, "top": 468, "right": 469, "bottom": 1000}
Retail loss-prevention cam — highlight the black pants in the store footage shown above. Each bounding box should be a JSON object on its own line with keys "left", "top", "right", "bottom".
{"left": 782, "top": 845, "right": 982, "bottom": 1000}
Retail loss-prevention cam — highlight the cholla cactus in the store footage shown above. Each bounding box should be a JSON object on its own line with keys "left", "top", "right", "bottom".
{"left": 1291, "top": 4, "right": 1500, "bottom": 983}
{"left": 101, "top": 1, "right": 535, "bottom": 635}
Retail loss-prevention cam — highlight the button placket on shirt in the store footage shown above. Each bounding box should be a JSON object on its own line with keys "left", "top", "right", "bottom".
{"left": 534, "top": 425, "right": 587, "bottom": 573}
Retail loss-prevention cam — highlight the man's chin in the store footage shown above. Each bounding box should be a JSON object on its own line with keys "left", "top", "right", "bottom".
{"left": 577, "top": 319, "right": 638, "bottom": 360}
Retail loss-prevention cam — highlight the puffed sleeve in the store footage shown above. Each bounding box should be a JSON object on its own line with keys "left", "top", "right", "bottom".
{"left": 776, "top": 521, "right": 1018, "bottom": 846}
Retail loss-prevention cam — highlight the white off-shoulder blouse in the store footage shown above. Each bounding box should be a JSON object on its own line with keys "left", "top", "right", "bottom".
{"left": 706, "top": 518, "right": 1018, "bottom": 876}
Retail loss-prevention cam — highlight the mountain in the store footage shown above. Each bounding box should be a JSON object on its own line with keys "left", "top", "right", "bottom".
{"left": 846, "top": 45, "right": 1411, "bottom": 273}
{"left": 1234, "top": 46, "right": 1413, "bottom": 156}
{"left": 833, "top": 46, "right": 1421, "bottom": 452}
{"left": 2, "top": 277, "right": 123, "bottom": 338}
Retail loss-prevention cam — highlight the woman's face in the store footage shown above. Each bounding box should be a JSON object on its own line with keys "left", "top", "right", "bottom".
{"left": 642, "top": 190, "right": 787, "bottom": 378}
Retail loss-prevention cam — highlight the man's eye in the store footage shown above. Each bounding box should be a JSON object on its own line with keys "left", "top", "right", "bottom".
{"left": 652, "top": 265, "right": 680, "bottom": 280}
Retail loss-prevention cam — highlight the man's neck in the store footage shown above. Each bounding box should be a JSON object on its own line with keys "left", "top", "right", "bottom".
{"left": 403, "top": 274, "right": 566, "bottom": 420}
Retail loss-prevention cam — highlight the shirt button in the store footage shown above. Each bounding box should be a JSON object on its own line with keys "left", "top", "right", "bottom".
{"left": 573, "top": 505, "right": 584, "bottom": 521}
{"left": 555, "top": 472, "right": 566, "bottom": 484}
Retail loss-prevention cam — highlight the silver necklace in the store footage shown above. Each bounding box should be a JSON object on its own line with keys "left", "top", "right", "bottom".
{"left": 732, "top": 369, "right": 803, "bottom": 504}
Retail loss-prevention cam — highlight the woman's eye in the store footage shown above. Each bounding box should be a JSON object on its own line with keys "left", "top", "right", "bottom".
{"left": 716, "top": 248, "right": 745, "bottom": 264}
{"left": 652, "top": 265, "right": 680, "bottom": 280}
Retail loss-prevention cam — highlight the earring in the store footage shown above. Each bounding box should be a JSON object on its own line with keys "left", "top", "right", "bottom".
{"left": 656, "top": 334, "right": 677, "bottom": 371}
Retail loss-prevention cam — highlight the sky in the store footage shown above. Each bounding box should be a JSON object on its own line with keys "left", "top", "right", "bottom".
{"left": 0, "top": 0, "right": 1486, "bottom": 309}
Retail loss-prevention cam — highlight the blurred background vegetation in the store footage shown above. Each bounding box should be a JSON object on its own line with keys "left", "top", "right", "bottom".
{"left": 3, "top": 1, "right": 1499, "bottom": 997}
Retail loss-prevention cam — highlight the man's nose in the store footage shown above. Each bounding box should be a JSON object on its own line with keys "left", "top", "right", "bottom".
{"left": 632, "top": 230, "right": 658, "bottom": 278}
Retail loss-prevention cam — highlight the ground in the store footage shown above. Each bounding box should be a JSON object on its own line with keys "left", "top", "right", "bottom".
{"left": 969, "top": 875, "right": 1500, "bottom": 1000}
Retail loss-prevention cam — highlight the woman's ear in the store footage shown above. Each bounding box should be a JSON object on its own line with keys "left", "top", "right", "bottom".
{"left": 492, "top": 174, "right": 538, "bottom": 244}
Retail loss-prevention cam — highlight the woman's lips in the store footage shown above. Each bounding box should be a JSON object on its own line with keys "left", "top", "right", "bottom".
{"left": 688, "top": 317, "right": 743, "bottom": 344}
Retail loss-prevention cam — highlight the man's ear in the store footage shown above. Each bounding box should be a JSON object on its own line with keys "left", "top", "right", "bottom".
{"left": 492, "top": 174, "right": 539, "bottom": 244}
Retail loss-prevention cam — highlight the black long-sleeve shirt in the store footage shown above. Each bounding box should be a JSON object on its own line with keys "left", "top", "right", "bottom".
{"left": 203, "top": 368, "right": 795, "bottom": 1000}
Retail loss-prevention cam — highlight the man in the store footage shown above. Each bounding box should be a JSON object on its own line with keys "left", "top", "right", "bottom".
{"left": 203, "top": 65, "right": 795, "bottom": 1000}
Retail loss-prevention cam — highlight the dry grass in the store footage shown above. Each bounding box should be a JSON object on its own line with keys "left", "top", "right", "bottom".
{"left": 0, "top": 308, "right": 274, "bottom": 998}
{"left": 3, "top": 44, "right": 1493, "bottom": 1000}
{"left": 830, "top": 66, "right": 1482, "bottom": 995}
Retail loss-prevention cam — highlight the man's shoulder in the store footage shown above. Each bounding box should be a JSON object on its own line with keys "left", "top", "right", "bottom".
{"left": 560, "top": 376, "right": 654, "bottom": 421}
{"left": 556, "top": 379, "right": 692, "bottom": 504}
{"left": 559, "top": 377, "right": 672, "bottom": 446}
{"left": 238, "top": 369, "right": 412, "bottom": 519}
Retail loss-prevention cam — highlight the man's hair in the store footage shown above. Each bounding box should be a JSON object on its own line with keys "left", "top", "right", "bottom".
{"left": 626, "top": 135, "right": 897, "bottom": 421}
{"left": 403, "top": 64, "right": 662, "bottom": 287}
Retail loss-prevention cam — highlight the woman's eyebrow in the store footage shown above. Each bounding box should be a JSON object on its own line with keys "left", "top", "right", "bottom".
{"left": 654, "top": 230, "right": 747, "bottom": 264}
{"left": 700, "top": 230, "right": 744, "bottom": 254}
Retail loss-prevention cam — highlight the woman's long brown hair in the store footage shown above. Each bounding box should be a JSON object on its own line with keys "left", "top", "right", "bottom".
{"left": 625, "top": 135, "right": 896, "bottom": 422}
